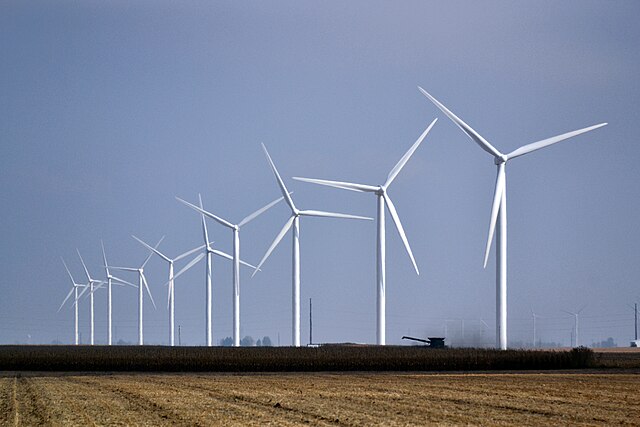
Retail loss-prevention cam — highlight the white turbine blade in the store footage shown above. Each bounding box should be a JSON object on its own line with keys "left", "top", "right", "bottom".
{"left": 198, "top": 194, "right": 211, "bottom": 247}
{"left": 483, "top": 164, "right": 506, "bottom": 268}
{"left": 141, "top": 235, "right": 165, "bottom": 269}
{"left": 383, "top": 193, "right": 419, "bottom": 275}
{"left": 58, "top": 287, "right": 75, "bottom": 312}
{"left": 211, "top": 249, "right": 233, "bottom": 262}
{"left": 76, "top": 249, "right": 92, "bottom": 281}
{"left": 101, "top": 240, "right": 110, "bottom": 277}
{"left": 174, "top": 244, "right": 206, "bottom": 262}
{"left": 75, "top": 284, "right": 90, "bottom": 303}
{"left": 176, "top": 197, "right": 235, "bottom": 229}
{"left": 92, "top": 281, "right": 106, "bottom": 293}
{"left": 141, "top": 273, "right": 156, "bottom": 310}
{"left": 292, "top": 177, "right": 377, "bottom": 193}
{"left": 418, "top": 87, "right": 503, "bottom": 159}
{"left": 111, "top": 275, "right": 137, "bottom": 288}
{"left": 384, "top": 118, "right": 437, "bottom": 188}
{"left": 298, "top": 210, "right": 373, "bottom": 221}
{"left": 132, "top": 235, "right": 171, "bottom": 263}
{"left": 506, "top": 123, "right": 607, "bottom": 161}
{"left": 61, "top": 257, "right": 77, "bottom": 286}
{"left": 561, "top": 309, "right": 576, "bottom": 316}
{"left": 577, "top": 304, "right": 587, "bottom": 314}
{"left": 162, "top": 253, "right": 205, "bottom": 287}
{"left": 110, "top": 266, "right": 139, "bottom": 272}
{"left": 261, "top": 143, "right": 296, "bottom": 211}
{"left": 252, "top": 215, "right": 295, "bottom": 278}
{"left": 238, "top": 195, "right": 287, "bottom": 228}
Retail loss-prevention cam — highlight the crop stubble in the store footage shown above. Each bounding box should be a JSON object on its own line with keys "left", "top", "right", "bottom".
{"left": 0, "top": 372, "right": 638, "bottom": 426}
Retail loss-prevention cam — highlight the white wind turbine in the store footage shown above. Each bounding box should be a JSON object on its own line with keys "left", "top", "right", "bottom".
{"left": 58, "top": 257, "right": 88, "bottom": 345}
{"left": 110, "top": 236, "right": 164, "bottom": 345}
{"left": 101, "top": 241, "right": 137, "bottom": 345}
{"left": 76, "top": 249, "right": 106, "bottom": 346}
{"left": 563, "top": 305, "right": 586, "bottom": 347}
{"left": 177, "top": 194, "right": 258, "bottom": 347}
{"left": 132, "top": 235, "right": 204, "bottom": 346}
{"left": 176, "top": 195, "right": 284, "bottom": 347}
{"left": 254, "top": 143, "right": 373, "bottom": 347}
{"left": 293, "top": 120, "right": 437, "bottom": 345}
{"left": 531, "top": 307, "right": 540, "bottom": 348}
{"left": 419, "top": 86, "right": 606, "bottom": 350}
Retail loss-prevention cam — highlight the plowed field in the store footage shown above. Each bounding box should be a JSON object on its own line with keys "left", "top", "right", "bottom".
{"left": 1, "top": 372, "right": 638, "bottom": 426}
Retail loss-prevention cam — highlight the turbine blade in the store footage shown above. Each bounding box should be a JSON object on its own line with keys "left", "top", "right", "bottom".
{"left": 384, "top": 118, "right": 437, "bottom": 188}
{"left": 199, "top": 194, "right": 211, "bottom": 247}
{"left": 76, "top": 249, "right": 92, "bottom": 281}
{"left": 58, "top": 287, "right": 75, "bottom": 312}
{"left": 238, "top": 195, "right": 287, "bottom": 228}
{"left": 252, "top": 215, "right": 295, "bottom": 278}
{"left": 292, "top": 177, "right": 377, "bottom": 193}
{"left": 506, "top": 123, "right": 607, "bottom": 161}
{"left": 383, "top": 193, "right": 419, "bottom": 275}
{"left": 141, "top": 235, "right": 165, "bottom": 269}
{"left": 75, "top": 284, "right": 90, "bottom": 303}
{"left": 298, "top": 210, "right": 372, "bottom": 221}
{"left": 174, "top": 244, "right": 206, "bottom": 262}
{"left": 211, "top": 249, "right": 233, "bottom": 262}
{"left": 101, "top": 240, "right": 110, "bottom": 277}
{"left": 418, "top": 87, "right": 503, "bottom": 159}
{"left": 577, "top": 304, "right": 587, "bottom": 314}
{"left": 109, "top": 266, "right": 139, "bottom": 272}
{"left": 111, "top": 276, "right": 137, "bottom": 288}
{"left": 132, "top": 235, "right": 171, "bottom": 263}
{"left": 162, "top": 253, "right": 205, "bottom": 286}
{"left": 176, "top": 197, "right": 235, "bottom": 229}
{"left": 142, "top": 273, "right": 156, "bottom": 310}
{"left": 261, "top": 143, "right": 296, "bottom": 211}
{"left": 61, "top": 257, "right": 76, "bottom": 286}
{"left": 483, "top": 164, "right": 506, "bottom": 268}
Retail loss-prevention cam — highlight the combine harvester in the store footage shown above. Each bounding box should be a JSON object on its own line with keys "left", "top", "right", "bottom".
{"left": 402, "top": 336, "right": 446, "bottom": 348}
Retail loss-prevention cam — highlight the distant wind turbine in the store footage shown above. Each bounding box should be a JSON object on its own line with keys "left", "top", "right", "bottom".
{"left": 110, "top": 236, "right": 164, "bottom": 345}
{"left": 254, "top": 143, "right": 373, "bottom": 347}
{"left": 101, "top": 241, "right": 137, "bottom": 345}
{"left": 562, "top": 305, "right": 586, "bottom": 347}
{"left": 58, "top": 257, "right": 87, "bottom": 345}
{"left": 176, "top": 194, "right": 283, "bottom": 347}
{"left": 293, "top": 119, "right": 437, "bottom": 345}
{"left": 531, "top": 307, "right": 540, "bottom": 348}
{"left": 77, "top": 249, "right": 105, "bottom": 346}
{"left": 419, "top": 86, "right": 606, "bottom": 350}
{"left": 132, "top": 235, "right": 204, "bottom": 346}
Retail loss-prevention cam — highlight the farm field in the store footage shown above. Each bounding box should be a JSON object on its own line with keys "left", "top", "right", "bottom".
{"left": 1, "top": 371, "right": 639, "bottom": 426}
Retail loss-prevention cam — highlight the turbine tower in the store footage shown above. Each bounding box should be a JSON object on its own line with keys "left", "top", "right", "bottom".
{"left": 132, "top": 236, "right": 204, "bottom": 346}
{"left": 293, "top": 120, "right": 437, "bottom": 344}
{"left": 563, "top": 305, "right": 586, "bottom": 347}
{"left": 101, "top": 241, "right": 137, "bottom": 345}
{"left": 176, "top": 194, "right": 283, "bottom": 347}
{"left": 77, "top": 249, "right": 105, "bottom": 346}
{"left": 58, "top": 258, "right": 87, "bottom": 345}
{"left": 531, "top": 307, "right": 540, "bottom": 348}
{"left": 254, "top": 143, "right": 372, "bottom": 347}
{"left": 419, "top": 86, "right": 606, "bottom": 350}
{"left": 110, "top": 236, "right": 164, "bottom": 345}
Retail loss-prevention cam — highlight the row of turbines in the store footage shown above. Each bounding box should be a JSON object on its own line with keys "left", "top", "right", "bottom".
{"left": 59, "top": 87, "right": 607, "bottom": 349}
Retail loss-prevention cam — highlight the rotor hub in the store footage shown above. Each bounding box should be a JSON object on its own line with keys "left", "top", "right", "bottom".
{"left": 494, "top": 155, "right": 508, "bottom": 165}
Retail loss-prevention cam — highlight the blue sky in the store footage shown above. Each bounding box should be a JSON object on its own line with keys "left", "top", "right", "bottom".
{"left": 1, "top": 1, "right": 638, "bottom": 347}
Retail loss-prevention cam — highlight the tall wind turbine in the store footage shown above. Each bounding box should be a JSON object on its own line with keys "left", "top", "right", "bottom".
{"left": 176, "top": 195, "right": 283, "bottom": 347}
{"left": 179, "top": 194, "right": 257, "bottom": 346}
{"left": 110, "top": 236, "right": 164, "bottom": 345}
{"left": 254, "top": 143, "right": 372, "bottom": 347}
{"left": 419, "top": 86, "right": 606, "bottom": 350}
{"left": 293, "top": 120, "right": 437, "bottom": 345}
{"left": 77, "top": 249, "right": 105, "bottom": 346}
{"left": 132, "top": 236, "right": 204, "bottom": 346}
{"left": 58, "top": 257, "right": 87, "bottom": 345}
{"left": 563, "top": 305, "right": 586, "bottom": 347}
{"left": 531, "top": 307, "right": 540, "bottom": 348}
{"left": 101, "top": 241, "right": 137, "bottom": 345}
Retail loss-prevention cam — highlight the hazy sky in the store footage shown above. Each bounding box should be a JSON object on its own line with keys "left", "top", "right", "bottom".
{"left": 1, "top": 1, "right": 638, "bottom": 347}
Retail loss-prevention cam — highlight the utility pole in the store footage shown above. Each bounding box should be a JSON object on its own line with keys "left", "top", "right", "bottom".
{"left": 309, "top": 298, "right": 313, "bottom": 345}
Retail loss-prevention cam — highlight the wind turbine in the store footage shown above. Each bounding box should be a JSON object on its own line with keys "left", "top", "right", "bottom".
{"left": 176, "top": 194, "right": 284, "bottom": 347}
{"left": 101, "top": 241, "right": 137, "bottom": 345}
{"left": 254, "top": 143, "right": 373, "bottom": 347}
{"left": 531, "top": 307, "right": 540, "bottom": 348}
{"left": 293, "top": 120, "right": 437, "bottom": 345}
{"left": 562, "top": 305, "right": 586, "bottom": 347}
{"left": 178, "top": 194, "right": 259, "bottom": 346}
{"left": 58, "top": 257, "right": 87, "bottom": 345}
{"left": 132, "top": 235, "right": 204, "bottom": 346}
{"left": 77, "top": 249, "right": 105, "bottom": 346}
{"left": 419, "top": 86, "right": 606, "bottom": 350}
{"left": 110, "top": 236, "right": 164, "bottom": 345}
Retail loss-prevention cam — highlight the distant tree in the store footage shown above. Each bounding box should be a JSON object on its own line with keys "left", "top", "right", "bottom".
{"left": 51, "top": 339, "right": 62, "bottom": 345}
{"left": 256, "top": 339, "right": 262, "bottom": 346}
{"left": 116, "top": 339, "right": 133, "bottom": 345}
{"left": 220, "top": 337, "right": 233, "bottom": 347}
{"left": 262, "top": 336, "right": 272, "bottom": 347}
{"left": 240, "top": 336, "right": 254, "bottom": 346}
{"left": 592, "top": 337, "right": 616, "bottom": 348}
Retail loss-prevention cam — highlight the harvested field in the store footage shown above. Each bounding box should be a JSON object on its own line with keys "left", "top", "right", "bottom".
{"left": 0, "top": 371, "right": 639, "bottom": 425}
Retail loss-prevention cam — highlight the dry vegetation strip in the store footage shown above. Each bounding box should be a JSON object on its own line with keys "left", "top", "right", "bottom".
{"left": 1, "top": 372, "right": 639, "bottom": 426}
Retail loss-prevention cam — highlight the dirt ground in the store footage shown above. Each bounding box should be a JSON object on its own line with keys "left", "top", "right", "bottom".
{"left": 0, "top": 371, "right": 639, "bottom": 426}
